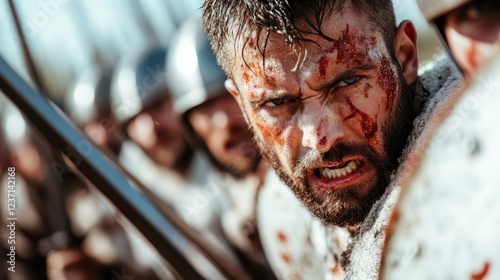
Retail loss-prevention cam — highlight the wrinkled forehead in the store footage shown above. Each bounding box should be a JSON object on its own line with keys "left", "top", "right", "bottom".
{"left": 228, "top": 7, "right": 382, "bottom": 87}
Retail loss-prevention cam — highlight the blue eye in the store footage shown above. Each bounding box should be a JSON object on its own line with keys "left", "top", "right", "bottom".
{"left": 339, "top": 76, "right": 359, "bottom": 86}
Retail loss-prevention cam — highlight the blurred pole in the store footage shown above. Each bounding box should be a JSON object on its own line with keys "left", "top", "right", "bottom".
{"left": 70, "top": 0, "right": 104, "bottom": 69}
{"left": 7, "top": 0, "right": 46, "bottom": 93}
{"left": 0, "top": 56, "right": 243, "bottom": 280}
{"left": 7, "top": 0, "right": 79, "bottom": 252}
{"left": 128, "top": 1, "right": 161, "bottom": 45}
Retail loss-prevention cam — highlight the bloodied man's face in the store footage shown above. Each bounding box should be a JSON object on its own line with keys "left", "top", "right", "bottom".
{"left": 225, "top": 4, "right": 419, "bottom": 227}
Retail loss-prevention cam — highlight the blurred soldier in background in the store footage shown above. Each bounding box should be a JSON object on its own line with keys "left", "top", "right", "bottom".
{"left": 112, "top": 46, "right": 191, "bottom": 178}
{"left": 65, "top": 66, "right": 122, "bottom": 155}
{"left": 0, "top": 102, "right": 96, "bottom": 280}
{"left": 168, "top": 18, "right": 275, "bottom": 278}
{"left": 418, "top": 0, "right": 500, "bottom": 76}
{"left": 112, "top": 45, "right": 242, "bottom": 276}
{"left": 44, "top": 66, "right": 139, "bottom": 280}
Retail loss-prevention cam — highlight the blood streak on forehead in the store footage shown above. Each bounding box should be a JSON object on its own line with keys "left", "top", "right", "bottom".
{"left": 318, "top": 56, "right": 329, "bottom": 78}
{"left": 343, "top": 96, "right": 378, "bottom": 140}
{"left": 248, "top": 90, "right": 267, "bottom": 99}
{"left": 323, "top": 24, "right": 379, "bottom": 66}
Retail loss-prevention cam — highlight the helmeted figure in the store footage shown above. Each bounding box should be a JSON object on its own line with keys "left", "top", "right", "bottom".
{"left": 111, "top": 45, "right": 242, "bottom": 277}
{"left": 417, "top": 0, "right": 500, "bottom": 75}
{"left": 0, "top": 102, "right": 78, "bottom": 280}
{"left": 66, "top": 66, "right": 121, "bottom": 155}
{"left": 167, "top": 17, "right": 274, "bottom": 278}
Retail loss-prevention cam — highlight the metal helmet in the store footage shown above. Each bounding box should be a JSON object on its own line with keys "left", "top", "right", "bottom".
{"left": 111, "top": 46, "right": 170, "bottom": 127}
{"left": 167, "top": 17, "right": 228, "bottom": 115}
{"left": 417, "top": 0, "right": 472, "bottom": 21}
{"left": 65, "top": 66, "right": 113, "bottom": 127}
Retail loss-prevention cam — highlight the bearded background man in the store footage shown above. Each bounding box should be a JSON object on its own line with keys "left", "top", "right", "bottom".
{"left": 202, "top": 0, "right": 462, "bottom": 278}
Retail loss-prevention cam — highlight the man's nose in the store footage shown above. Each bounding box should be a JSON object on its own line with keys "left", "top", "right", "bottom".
{"left": 299, "top": 109, "right": 344, "bottom": 153}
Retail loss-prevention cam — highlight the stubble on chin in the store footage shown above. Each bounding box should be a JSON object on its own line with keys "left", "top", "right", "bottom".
{"left": 256, "top": 130, "right": 393, "bottom": 228}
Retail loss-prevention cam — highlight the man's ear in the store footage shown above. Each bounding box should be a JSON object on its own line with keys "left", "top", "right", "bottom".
{"left": 225, "top": 79, "right": 241, "bottom": 104}
{"left": 395, "top": 20, "right": 419, "bottom": 85}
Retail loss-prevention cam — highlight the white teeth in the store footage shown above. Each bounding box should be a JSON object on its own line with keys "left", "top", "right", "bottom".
{"left": 319, "top": 160, "right": 361, "bottom": 180}
{"left": 345, "top": 165, "right": 352, "bottom": 173}
{"left": 334, "top": 169, "right": 342, "bottom": 178}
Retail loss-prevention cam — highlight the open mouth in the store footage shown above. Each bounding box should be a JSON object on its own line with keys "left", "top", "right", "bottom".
{"left": 309, "top": 159, "right": 370, "bottom": 190}
{"left": 315, "top": 160, "right": 362, "bottom": 180}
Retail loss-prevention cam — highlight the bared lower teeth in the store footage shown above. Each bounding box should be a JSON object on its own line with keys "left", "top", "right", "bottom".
{"left": 319, "top": 160, "right": 360, "bottom": 179}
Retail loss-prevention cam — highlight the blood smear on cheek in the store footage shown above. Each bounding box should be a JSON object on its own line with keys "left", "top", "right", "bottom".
{"left": 255, "top": 121, "right": 284, "bottom": 146}
{"left": 364, "top": 83, "right": 373, "bottom": 98}
{"left": 378, "top": 55, "right": 397, "bottom": 112}
{"left": 343, "top": 97, "right": 378, "bottom": 140}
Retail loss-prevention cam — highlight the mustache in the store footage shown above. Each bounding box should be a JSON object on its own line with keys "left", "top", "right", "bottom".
{"left": 294, "top": 143, "right": 387, "bottom": 178}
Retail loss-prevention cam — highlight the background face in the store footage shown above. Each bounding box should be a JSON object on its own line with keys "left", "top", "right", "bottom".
{"left": 444, "top": 1, "right": 500, "bottom": 75}
{"left": 228, "top": 4, "right": 412, "bottom": 226}
{"left": 188, "top": 93, "right": 259, "bottom": 177}
{"left": 127, "top": 96, "right": 187, "bottom": 168}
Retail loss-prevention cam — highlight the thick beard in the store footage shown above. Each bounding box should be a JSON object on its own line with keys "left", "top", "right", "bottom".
{"left": 254, "top": 75, "right": 415, "bottom": 228}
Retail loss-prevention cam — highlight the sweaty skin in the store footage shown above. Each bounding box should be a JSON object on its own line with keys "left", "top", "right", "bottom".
{"left": 226, "top": 3, "right": 418, "bottom": 228}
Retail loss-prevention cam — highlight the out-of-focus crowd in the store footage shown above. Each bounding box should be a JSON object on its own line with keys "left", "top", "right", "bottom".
{"left": 0, "top": 17, "right": 276, "bottom": 280}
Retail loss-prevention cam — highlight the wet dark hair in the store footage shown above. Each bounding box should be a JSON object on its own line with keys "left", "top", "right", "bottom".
{"left": 202, "top": 0, "right": 397, "bottom": 78}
